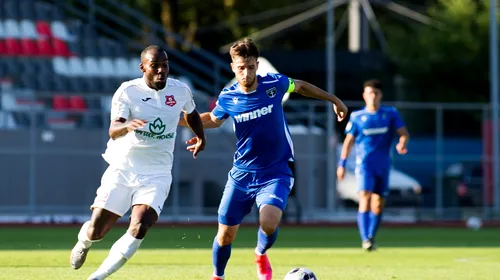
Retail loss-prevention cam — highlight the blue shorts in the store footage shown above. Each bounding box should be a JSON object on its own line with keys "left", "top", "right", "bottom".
{"left": 356, "top": 168, "right": 390, "bottom": 197}
{"left": 218, "top": 169, "right": 294, "bottom": 226}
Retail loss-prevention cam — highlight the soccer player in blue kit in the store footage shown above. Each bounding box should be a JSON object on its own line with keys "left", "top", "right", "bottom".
{"left": 337, "top": 79, "right": 410, "bottom": 251}
{"left": 179, "top": 38, "right": 348, "bottom": 279}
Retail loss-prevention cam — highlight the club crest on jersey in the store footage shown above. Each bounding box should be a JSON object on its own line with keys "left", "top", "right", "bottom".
{"left": 165, "top": 95, "right": 176, "bottom": 107}
{"left": 266, "top": 87, "right": 277, "bottom": 98}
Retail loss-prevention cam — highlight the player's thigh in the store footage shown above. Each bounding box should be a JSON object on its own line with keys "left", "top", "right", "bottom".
{"left": 356, "top": 169, "right": 377, "bottom": 195}
{"left": 131, "top": 174, "right": 172, "bottom": 219}
{"left": 255, "top": 177, "right": 293, "bottom": 223}
{"left": 91, "top": 183, "right": 133, "bottom": 218}
{"left": 218, "top": 181, "right": 255, "bottom": 226}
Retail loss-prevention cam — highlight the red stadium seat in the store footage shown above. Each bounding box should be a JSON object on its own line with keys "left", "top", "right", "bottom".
{"left": 5, "top": 38, "right": 21, "bottom": 56}
{"left": 37, "top": 38, "right": 54, "bottom": 56}
{"left": 0, "top": 40, "right": 6, "bottom": 55}
{"left": 68, "top": 95, "right": 87, "bottom": 111}
{"left": 20, "top": 39, "right": 38, "bottom": 56}
{"left": 36, "top": 21, "right": 52, "bottom": 38}
{"left": 52, "top": 95, "right": 70, "bottom": 111}
{"left": 52, "top": 38, "right": 70, "bottom": 57}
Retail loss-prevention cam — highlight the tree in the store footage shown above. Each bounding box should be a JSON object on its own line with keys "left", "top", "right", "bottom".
{"left": 387, "top": 0, "right": 493, "bottom": 103}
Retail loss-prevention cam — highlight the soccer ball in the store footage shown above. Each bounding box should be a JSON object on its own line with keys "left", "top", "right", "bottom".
{"left": 466, "top": 216, "right": 482, "bottom": 230}
{"left": 284, "top": 268, "right": 318, "bottom": 280}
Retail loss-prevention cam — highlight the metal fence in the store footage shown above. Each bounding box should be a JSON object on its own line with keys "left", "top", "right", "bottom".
{"left": 0, "top": 92, "right": 498, "bottom": 223}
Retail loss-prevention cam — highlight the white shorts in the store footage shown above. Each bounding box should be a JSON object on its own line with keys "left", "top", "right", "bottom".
{"left": 90, "top": 166, "right": 172, "bottom": 217}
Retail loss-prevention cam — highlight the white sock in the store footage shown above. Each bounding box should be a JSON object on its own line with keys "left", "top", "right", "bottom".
{"left": 90, "top": 231, "right": 143, "bottom": 279}
{"left": 76, "top": 221, "right": 100, "bottom": 250}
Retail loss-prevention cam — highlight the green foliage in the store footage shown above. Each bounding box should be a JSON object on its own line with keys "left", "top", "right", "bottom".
{"left": 387, "top": 0, "right": 494, "bottom": 102}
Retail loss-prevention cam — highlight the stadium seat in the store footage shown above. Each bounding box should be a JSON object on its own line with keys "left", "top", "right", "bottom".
{"left": 52, "top": 95, "right": 70, "bottom": 111}
{"left": 4, "top": 19, "right": 21, "bottom": 56}
{"left": 3, "top": 0, "right": 20, "bottom": 20}
{"left": 35, "top": 2, "right": 53, "bottom": 22}
{"left": 82, "top": 40, "right": 98, "bottom": 57}
{"left": 19, "top": 75, "right": 37, "bottom": 89}
{"left": 99, "top": 57, "right": 115, "bottom": 77}
{"left": 4, "top": 58, "right": 19, "bottom": 73}
{"left": 0, "top": 22, "right": 6, "bottom": 55}
{"left": 83, "top": 57, "right": 100, "bottom": 77}
{"left": 114, "top": 58, "right": 130, "bottom": 77}
{"left": 52, "top": 38, "right": 70, "bottom": 57}
{"left": 53, "top": 56, "right": 70, "bottom": 75}
{"left": 67, "top": 57, "right": 85, "bottom": 76}
{"left": 19, "top": 20, "right": 38, "bottom": 56}
{"left": 128, "top": 58, "right": 141, "bottom": 77}
{"left": 35, "top": 21, "right": 52, "bottom": 39}
{"left": 51, "top": 21, "right": 70, "bottom": 42}
{"left": 19, "top": 0, "right": 36, "bottom": 20}
{"left": 37, "top": 74, "right": 53, "bottom": 91}
{"left": 37, "top": 38, "right": 54, "bottom": 56}
{"left": 68, "top": 95, "right": 87, "bottom": 111}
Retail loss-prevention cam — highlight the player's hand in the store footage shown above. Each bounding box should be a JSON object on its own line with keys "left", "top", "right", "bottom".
{"left": 337, "top": 167, "right": 345, "bottom": 181}
{"left": 396, "top": 142, "right": 408, "bottom": 155}
{"left": 333, "top": 101, "right": 348, "bottom": 122}
{"left": 126, "top": 119, "right": 147, "bottom": 132}
{"left": 186, "top": 136, "right": 206, "bottom": 159}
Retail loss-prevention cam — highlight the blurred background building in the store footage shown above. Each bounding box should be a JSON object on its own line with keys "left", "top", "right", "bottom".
{"left": 0, "top": 0, "right": 497, "bottom": 224}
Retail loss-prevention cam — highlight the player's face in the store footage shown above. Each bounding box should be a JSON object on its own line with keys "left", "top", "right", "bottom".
{"left": 363, "top": 86, "right": 382, "bottom": 107}
{"left": 140, "top": 51, "right": 169, "bottom": 90}
{"left": 231, "top": 56, "right": 258, "bottom": 88}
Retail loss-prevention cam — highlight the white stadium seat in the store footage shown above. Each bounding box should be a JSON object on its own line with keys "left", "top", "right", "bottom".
{"left": 52, "top": 57, "right": 70, "bottom": 76}
{"left": 67, "top": 57, "right": 86, "bottom": 77}
{"left": 114, "top": 58, "right": 130, "bottom": 77}
{"left": 98, "top": 57, "right": 115, "bottom": 77}
{"left": 83, "top": 57, "right": 100, "bottom": 77}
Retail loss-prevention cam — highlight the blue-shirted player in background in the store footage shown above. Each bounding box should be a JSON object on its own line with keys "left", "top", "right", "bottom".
{"left": 179, "top": 38, "right": 348, "bottom": 279}
{"left": 337, "top": 79, "right": 410, "bottom": 251}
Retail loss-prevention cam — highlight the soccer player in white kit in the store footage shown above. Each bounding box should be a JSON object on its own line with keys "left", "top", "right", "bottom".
{"left": 69, "top": 45, "right": 206, "bottom": 280}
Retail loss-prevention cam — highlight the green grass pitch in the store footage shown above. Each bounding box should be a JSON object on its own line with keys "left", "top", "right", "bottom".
{"left": 0, "top": 225, "right": 498, "bottom": 279}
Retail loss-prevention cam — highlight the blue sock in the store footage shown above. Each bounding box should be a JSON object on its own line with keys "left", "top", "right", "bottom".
{"left": 212, "top": 239, "right": 231, "bottom": 277}
{"left": 256, "top": 227, "right": 278, "bottom": 255}
{"left": 368, "top": 211, "right": 382, "bottom": 240}
{"left": 357, "top": 211, "right": 370, "bottom": 241}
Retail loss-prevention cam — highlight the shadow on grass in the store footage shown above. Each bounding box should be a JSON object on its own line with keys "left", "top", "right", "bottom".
{"left": 0, "top": 226, "right": 499, "bottom": 250}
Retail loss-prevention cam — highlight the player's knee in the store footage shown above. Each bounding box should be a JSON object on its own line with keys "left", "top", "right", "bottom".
{"left": 216, "top": 229, "right": 237, "bottom": 246}
{"left": 128, "top": 219, "right": 153, "bottom": 239}
{"left": 259, "top": 206, "right": 281, "bottom": 234}
{"left": 358, "top": 192, "right": 371, "bottom": 212}
{"left": 370, "top": 196, "right": 385, "bottom": 214}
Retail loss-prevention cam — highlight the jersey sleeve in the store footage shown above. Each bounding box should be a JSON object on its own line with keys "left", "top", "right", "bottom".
{"left": 110, "top": 85, "right": 130, "bottom": 120}
{"left": 182, "top": 86, "right": 196, "bottom": 114}
{"left": 345, "top": 116, "right": 359, "bottom": 137}
{"left": 268, "top": 73, "right": 296, "bottom": 94}
{"left": 391, "top": 107, "right": 405, "bottom": 130}
{"left": 211, "top": 96, "right": 229, "bottom": 120}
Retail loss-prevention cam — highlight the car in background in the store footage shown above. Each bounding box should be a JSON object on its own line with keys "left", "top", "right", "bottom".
{"left": 336, "top": 146, "right": 422, "bottom": 207}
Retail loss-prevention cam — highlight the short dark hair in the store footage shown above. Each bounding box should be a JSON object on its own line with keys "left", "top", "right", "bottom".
{"left": 141, "top": 45, "right": 166, "bottom": 61}
{"left": 363, "top": 79, "right": 382, "bottom": 91}
{"left": 229, "top": 38, "right": 259, "bottom": 60}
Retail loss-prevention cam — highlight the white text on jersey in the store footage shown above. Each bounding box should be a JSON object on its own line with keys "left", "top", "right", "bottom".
{"left": 362, "top": 127, "right": 388, "bottom": 135}
{"left": 234, "top": 104, "right": 274, "bottom": 123}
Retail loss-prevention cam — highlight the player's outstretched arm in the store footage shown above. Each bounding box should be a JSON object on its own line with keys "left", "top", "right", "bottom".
{"left": 337, "top": 134, "right": 355, "bottom": 180}
{"left": 178, "top": 112, "right": 225, "bottom": 129}
{"left": 109, "top": 118, "right": 147, "bottom": 140}
{"left": 184, "top": 109, "right": 207, "bottom": 158}
{"left": 396, "top": 127, "right": 410, "bottom": 155}
{"left": 293, "top": 80, "right": 348, "bottom": 121}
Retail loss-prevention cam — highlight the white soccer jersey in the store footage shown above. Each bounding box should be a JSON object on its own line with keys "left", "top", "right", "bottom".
{"left": 102, "top": 77, "right": 196, "bottom": 175}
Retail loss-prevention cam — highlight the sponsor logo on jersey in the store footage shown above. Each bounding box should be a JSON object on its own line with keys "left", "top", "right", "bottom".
{"left": 234, "top": 104, "right": 273, "bottom": 123}
{"left": 135, "top": 117, "right": 175, "bottom": 140}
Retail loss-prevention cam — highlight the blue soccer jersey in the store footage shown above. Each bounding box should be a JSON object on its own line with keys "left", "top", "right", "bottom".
{"left": 345, "top": 105, "right": 405, "bottom": 171}
{"left": 211, "top": 73, "right": 295, "bottom": 176}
